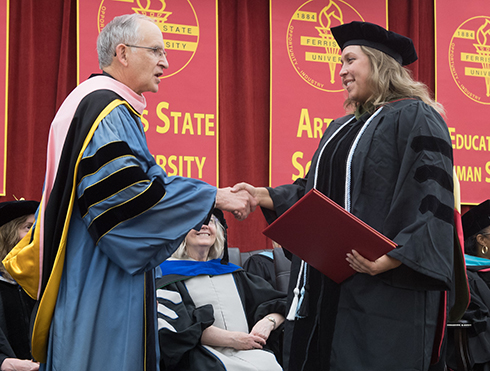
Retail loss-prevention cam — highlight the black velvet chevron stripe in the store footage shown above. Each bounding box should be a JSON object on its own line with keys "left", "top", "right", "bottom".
{"left": 77, "top": 141, "right": 134, "bottom": 183}
{"left": 414, "top": 165, "right": 453, "bottom": 192}
{"left": 411, "top": 136, "right": 452, "bottom": 159}
{"left": 419, "top": 195, "right": 453, "bottom": 224}
{"left": 78, "top": 166, "right": 149, "bottom": 217}
{"left": 87, "top": 180, "right": 166, "bottom": 244}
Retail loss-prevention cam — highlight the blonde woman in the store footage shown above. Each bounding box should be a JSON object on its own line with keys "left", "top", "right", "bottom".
{"left": 234, "top": 21, "right": 454, "bottom": 371}
{"left": 157, "top": 210, "right": 286, "bottom": 371}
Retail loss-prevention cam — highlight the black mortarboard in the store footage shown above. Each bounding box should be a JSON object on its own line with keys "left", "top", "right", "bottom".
{"left": 331, "top": 21, "right": 418, "bottom": 66}
{"left": 0, "top": 200, "right": 39, "bottom": 228}
{"left": 462, "top": 200, "right": 490, "bottom": 240}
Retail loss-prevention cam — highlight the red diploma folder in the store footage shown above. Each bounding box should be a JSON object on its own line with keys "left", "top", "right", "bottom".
{"left": 263, "top": 188, "right": 397, "bottom": 283}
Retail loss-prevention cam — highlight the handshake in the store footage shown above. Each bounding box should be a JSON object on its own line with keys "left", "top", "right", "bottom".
{"left": 216, "top": 183, "right": 272, "bottom": 221}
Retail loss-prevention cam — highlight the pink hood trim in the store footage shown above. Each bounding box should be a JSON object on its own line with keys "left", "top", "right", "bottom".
{"left": 37, "top": 75, "right": 146, "bottom": 296}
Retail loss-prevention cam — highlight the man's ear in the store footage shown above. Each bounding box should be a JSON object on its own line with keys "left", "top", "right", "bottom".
{"left": 114, "top": 44, "right": 129, "bottom": 67}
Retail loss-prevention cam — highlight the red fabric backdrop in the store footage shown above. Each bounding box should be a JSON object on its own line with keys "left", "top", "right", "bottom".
{"left": 6, "top": 0, "right": 76, "bottom": 200}
{"left": 3, "top": 0, "right": 453, "bottom": 251}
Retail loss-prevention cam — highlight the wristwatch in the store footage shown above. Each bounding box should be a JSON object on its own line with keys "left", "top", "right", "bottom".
{"left": 267, "top": 316, "right": 276, "bottom": 330}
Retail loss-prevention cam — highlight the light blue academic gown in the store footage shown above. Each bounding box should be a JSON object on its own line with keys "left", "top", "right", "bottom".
{"left": 41, "top": 103, "right": 216, "bottom": 371}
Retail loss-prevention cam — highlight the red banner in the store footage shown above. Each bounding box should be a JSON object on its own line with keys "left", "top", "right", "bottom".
{"left": 435, "top": 1, "right": 490, "bottom": 204}
{"left": 0, "top": 0, "right": 8, "bottom": 196}
{"left": 78, "top": 0, "right": 218, "bottom": 185}
{"left": 270, "top": 0, "right": 387, "bottom": 187}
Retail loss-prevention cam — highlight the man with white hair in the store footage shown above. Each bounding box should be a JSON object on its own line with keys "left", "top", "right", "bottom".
{"left": 4, "top": 14, "right": 252, "bottom": 371}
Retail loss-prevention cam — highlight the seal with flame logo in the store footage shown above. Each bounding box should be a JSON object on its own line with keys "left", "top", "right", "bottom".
{"left": 97, "top": 0, "right": 199, "bottom": 79}
{"left": 448, "top": 16, "right": 490, "bottom": 104}
{"left": 286, "top": 0, "right": 363, "bottom": 92}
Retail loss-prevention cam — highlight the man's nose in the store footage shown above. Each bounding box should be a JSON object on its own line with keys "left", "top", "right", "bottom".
{"left": 160, "top": 54, "right": 169, "bottom": 69}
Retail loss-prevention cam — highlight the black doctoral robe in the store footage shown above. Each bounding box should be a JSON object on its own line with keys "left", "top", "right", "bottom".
{"left": 447, "top": 259, "right": 490, "bottom": 371}
{"left": 156, "top": 260, "right": 287, "bottom": 371}
{"left": 263, "top": 99, "right": 454, "bottom": 371}
{"left": 0, "top": 278, "right": 36, "bottom": 366}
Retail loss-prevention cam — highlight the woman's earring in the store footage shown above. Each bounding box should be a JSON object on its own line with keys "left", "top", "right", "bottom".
{"left": 482, "top": 245, "right": 489, "bottom": 255}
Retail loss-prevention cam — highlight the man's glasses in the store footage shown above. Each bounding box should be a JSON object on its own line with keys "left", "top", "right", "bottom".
{"left": 124, "top": 44, "right": 167, "bottom": 59}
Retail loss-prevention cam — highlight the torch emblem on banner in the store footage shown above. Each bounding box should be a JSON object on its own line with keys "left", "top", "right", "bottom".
{"left": 286, "top": 0, "right": 364, "bottom": 92}
{"left": 473, "top": 19, "right": 490, "bottom": 97}
{"left": 448, "top": 16, "right": 490, "bottom": 104}
{"left": 315, "top": 1, "right": 343, "bottom": 84}
{"left": 132, "top": 0, "right": 172, "bottom": 28}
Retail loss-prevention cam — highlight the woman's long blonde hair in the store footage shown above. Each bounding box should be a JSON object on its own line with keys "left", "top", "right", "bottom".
{"left": 171, "top": 217, "right": 226, "bottom": 261}
{"left": 0, "top": 215, "right": 28, "bottom": 281}
{"left": 345, "top": 46, "right": 444, "bottom": 115}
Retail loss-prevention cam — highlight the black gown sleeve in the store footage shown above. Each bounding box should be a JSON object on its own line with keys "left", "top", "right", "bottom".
{"left": 370, "top": 102, "right": 454, "bottom": 290}
{"left": 233, "top": 271, "right": 287, "bottom": 327}
{"left": 234, "top": 271, "right": 287, "bottom": 363}
{"left": 0, "top": 330, "right": 15, "bottom": 367}
{"left": 156, "top": 281, "right": 219, "bottom": 371}
{"left": 261, "top": 177, "right": 307, "bottom": 224}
